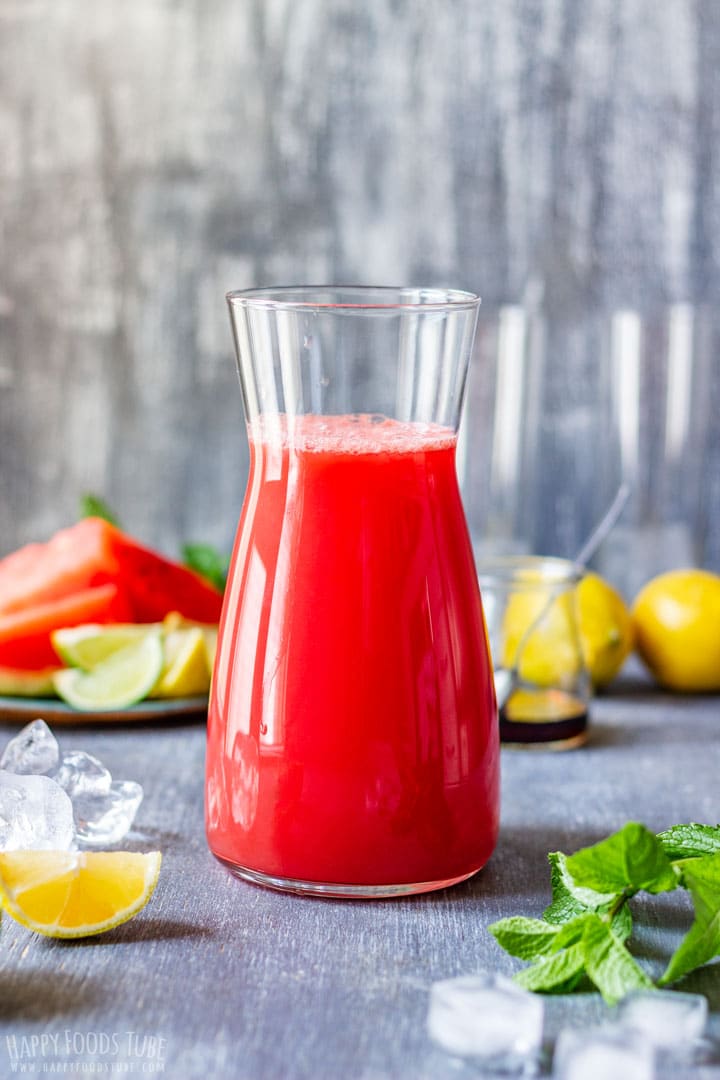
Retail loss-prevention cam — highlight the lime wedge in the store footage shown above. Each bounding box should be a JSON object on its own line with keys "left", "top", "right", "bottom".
{"left": 53, "top": 633, "right": 164, "bottom": 711}
{"left": 52, "top": 623, "right": 158, "bottom": 671}
{"left": 150, "top": 628, "right": 211, "bottom": 698}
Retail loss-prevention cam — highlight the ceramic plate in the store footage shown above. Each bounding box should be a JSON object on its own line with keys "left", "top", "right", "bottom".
{"left": 0, "top": 695, "right": 208, "bottom": 724}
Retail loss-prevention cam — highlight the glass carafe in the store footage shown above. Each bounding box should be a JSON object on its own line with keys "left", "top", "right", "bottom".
{"left": 206, "top": 287, "right": 499, "bottom": 897}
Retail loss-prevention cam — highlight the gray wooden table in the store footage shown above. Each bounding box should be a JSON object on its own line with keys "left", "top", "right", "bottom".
{"left": 1, "top": 682, "right": 720, "bottom": 1079}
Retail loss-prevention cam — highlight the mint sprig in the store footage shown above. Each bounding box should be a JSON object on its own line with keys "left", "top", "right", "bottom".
{"left": 660, "top": 852, "right": 720, "bottom": 986}
{"left": 181, "top": 543, "right": 229, "bottom": 592}
{"left": 79, "top": 493, "right": 121, "bottom": 527}
{"left": 489, "top": 821, "right": 720, "bottom": 1004}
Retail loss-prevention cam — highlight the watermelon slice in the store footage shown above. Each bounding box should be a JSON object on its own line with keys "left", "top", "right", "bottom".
{"left": 0, "top": 665, "right": 60, "bottom": 697}
{"left": 0, "top": 583, "right": 133, "bottom": 670}
{"left": 108, "top": 530, "right": 224, "bottom": 623}
{"left": 0, "top": 518, "right": 223, "bottom": 624}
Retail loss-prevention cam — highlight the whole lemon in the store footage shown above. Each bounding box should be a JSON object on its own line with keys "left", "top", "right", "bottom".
{"left": 632, "top": 569, "right": 720, "bottom": 692}
{"left": 501, "top": 569, "right": 633, "bottom": 689}
{"left": 502, "top": 584, "right": 582, "bottom": 689}
{"left": 576, "top": 572, "right": 634, "bottom": 688}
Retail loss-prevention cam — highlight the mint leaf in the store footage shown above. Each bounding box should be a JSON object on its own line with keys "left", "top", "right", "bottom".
{"left": 544, "top": 851, "right": 618, "bottom": 923}
{"left": 80, "top": 493, "right": 121, "bottom": 527}
{"left": 660, "top": 852, "right": 720, "bottom": 986}
{"left": 551, "top": 915, "right": 593, "bottom": 950}
{"left": 514, "top": 942, "right": 586, "bottom": 993}
{"left": 181, "top": 543, "right": 229, "bottom": 592}
{"left": 659, "top": 824, "right": 720, "bottom": 861}
{"left": 607, "top": 901, "right": 633, "bottom": 943}
{"left": 565, "top": 823, "right": 677, "bottom": 896}
{"left": 543, "top": 851, "right": 632, "bottom": 939}
{"left": 488, "top": 917, "right": 560, "bottom": 960}
{"left": 582, "top": 914, "right": 654, "bottom": 1005}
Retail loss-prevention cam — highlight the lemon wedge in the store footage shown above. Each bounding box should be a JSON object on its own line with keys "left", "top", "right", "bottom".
{"left": 150, "top": 627, "right": 211, "bottom": 698}
{"left": 162, "top": 613, "right": 218, "bottom": 671}
{"left": 201, "top": 626, "right": 218, "bottom": 671}
{"left": 53, "top": 633, "right": 164, "bottom": 710}
{"left": 0, "top": 850, "right": 161, "bottom": 938}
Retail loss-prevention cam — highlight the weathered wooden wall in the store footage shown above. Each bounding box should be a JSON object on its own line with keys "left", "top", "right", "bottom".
{"left": 0, "top": 0, "right": 718, "bottom": 585}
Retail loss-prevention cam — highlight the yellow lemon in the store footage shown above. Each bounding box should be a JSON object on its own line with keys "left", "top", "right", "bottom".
{"left": 0, "top": 850, "right": 161, "bottom": 938}
{"left": 163, "top": 613, "right": 218, "bottom": 675}
{"left": 632, "top": 569, "right": 720, "bottom": 692}
{"left": 150, "top": 627, "right": 211, "bottom": 698}
{"left": 503, "top": 688, "right": 588, "bottom": 722}
{"left": 577, "top": 573, "right": 634, "bottom": 687}
{"left": 502, "top": 583, "right": 582, "bottom": 689}
{"left": 502, "top": 570, "right": 633, "bottom": 689}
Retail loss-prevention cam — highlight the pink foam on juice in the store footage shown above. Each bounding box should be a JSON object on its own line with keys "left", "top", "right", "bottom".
{"left": 206, "top": 414, "right": 499, "bottom": 887}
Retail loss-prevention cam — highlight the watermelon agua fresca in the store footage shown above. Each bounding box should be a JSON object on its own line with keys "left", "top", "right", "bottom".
{"left": 0, "top": 518, "right": 224, "bottom": 694}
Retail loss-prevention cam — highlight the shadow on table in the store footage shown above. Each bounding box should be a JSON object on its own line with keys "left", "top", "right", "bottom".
{"left": 583, "top": 710, "right": 720, "bottom": 751}
{"left": 0, "top": 969, "right": 109, "bottom": 1020}
{"left": 676, "top": 964, "right": 720, "bottom": 1011}
{"left": 446, "top": 822, "right": 611, "bottom": 905}
{"left": 46, "top": 918, "right": 214, "bottom": 948}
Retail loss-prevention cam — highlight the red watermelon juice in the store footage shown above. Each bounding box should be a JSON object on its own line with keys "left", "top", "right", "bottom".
{"left": 206, "top": 414, "right": 499, "bottom": 893}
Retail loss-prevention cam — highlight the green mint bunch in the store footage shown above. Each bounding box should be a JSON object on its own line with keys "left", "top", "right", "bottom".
{"left": 181, "top": 544, "right": 229, "bottom": 592}
{"left": 489, "top": 822, "right": 720, "bottom": 1004}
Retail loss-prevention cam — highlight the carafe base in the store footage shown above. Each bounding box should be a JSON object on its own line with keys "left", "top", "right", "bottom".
{"left": 214, "top": 857, "right": 483, "bottom": 898}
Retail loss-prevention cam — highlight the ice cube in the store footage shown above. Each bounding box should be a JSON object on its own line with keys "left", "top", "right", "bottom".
{"left": 554, "top": 1026, "right": 654, "bottom": 1080}
{"left": 0, "top": 719, "right": 59, "bottom": 775}
{"left": 0, "top": 771, "right": 75, "bottom": 851}
{"left": 54, "top": 750, "right": 112, "bottom": 799}
{"left": 74, "top": 780, "right": 143, "bottom": 846}
{"left": 427, "top": 972, "right": 543, "bottom": 1067}
{"left": 616, "top": 989, "right": 707, "bottom": 1049}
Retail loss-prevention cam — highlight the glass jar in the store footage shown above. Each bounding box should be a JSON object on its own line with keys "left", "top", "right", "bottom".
{"left": 477, "top": 556, "right": 591, "bottom": 750}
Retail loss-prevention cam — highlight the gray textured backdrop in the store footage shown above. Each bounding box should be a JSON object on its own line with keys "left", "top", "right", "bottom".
{"left": 0, "top": 0, "right": 718, "bottom": 592}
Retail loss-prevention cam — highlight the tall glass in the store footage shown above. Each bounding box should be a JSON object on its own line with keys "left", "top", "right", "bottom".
{"left": 206, "top": 287, "right": 499, "bottom": 898}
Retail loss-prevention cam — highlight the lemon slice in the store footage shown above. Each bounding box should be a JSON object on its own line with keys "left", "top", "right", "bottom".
{"left": 52, "top": 623, "right": 157, "bottom": 671}
{"left": 0, "top": 850, "right": 161, "bottom": 938}
{"left": 503, "top": 688, "right": 587, "bottom": 722}
{"left": 150, "top": 627, "right": 211, "bottom": 698}
{"left": 52, "top": 633, "right": 164, "bottom": 710}
{"left": 162, "top": 613, "right": 218, "bottom": 670}
{"left": 202, "top": 626, "right": 218, "bottom": 670}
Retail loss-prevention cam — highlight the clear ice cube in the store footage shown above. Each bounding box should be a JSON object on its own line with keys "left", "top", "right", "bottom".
{"left": 54, "top": 750, "right": 112, "bottom": 799}
{"left": 74, "top": 780, "right": 143, "bottom": 846}
{"left": 616, "top": 989, "right": 707, "bottom": 1049}
{"left": 0, "top": 770, "right": 75, "bottom": 851}
{"left": 0, "top": 719, "right": 59, "bottom": 775}
{"left": 554, "top": 1026, "right": 654, "bottom": 1080}
{"left": 427, "top": 972, "right": 543, "bottom": 1066}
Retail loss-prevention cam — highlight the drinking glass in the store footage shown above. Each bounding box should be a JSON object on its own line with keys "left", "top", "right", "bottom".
{"left": 206, "top": 286, "right": 499, "bottom": 897}
{"left": 477, "top": 556, "right": 591, "bottom": 750}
